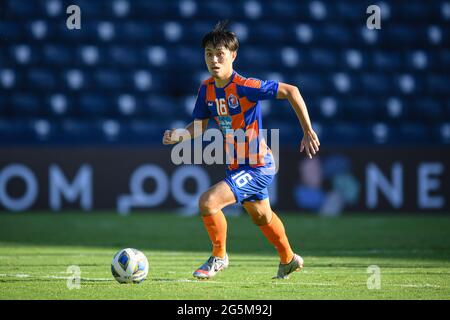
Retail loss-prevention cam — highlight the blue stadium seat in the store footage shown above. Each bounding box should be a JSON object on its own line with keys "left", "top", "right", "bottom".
{"left": 319, "top": 24, "right": 353, "bottom": 46}
{"left": 268, "top": 1, "right": 302, "bottom": 20}
{"left": 372, "top": 51, "right": 403, "bottom": 70}
{"left": 134, "top": 0, "right": 171, "bottom": 19}
{"left": 186, "top": 21, "right": 216, "bottom": 43}
{"left": 79, "top": 93, "right": 112, "bottom": 117}
{"left": 144, "top": 95, "right": 179, "bottom": 118}
{"left": 0, "top": 119, "right": 35, "bottom": 144}
{"left": 335, "top": 1, "right": 362, "bottom": 20}
{"left": 118, "top": 22, "right": 158, "bottom": 42}
{"left": 440, "top": 50, "right": 450, "bottom": 70}
{"left": 251, "top": 23, "right": 287, "bottom": 44}
{"left": 293, "top": 73, "right": 324, "bottom": 94}
{"left": 265, "top": 120, "right": 301, "bottom": 144}
{"left": 200, "top": 2, "right": 234, "bottom": 19}
{"left": 6, "top": 0, "right": 38, "bottom": 18}
{"left": 108, "top": 46, "right": 139, "bottom": 66}
{"left": 43, "top": 45, "right": 73, "bottom": 66}
{"left": 410, "top": 98, "right": 443, "bottom": 122}
{"left": 94, "top": 69, "right": 124, "bottom": 90}
{"left": 445, "top": 99, "right": 450, "bottom": 118}
{"left": 0, "top": 21, "right": 22, "bottom": 41}
{"left": 427, "top": 75, "right": 450, "bottom": 95}
{"left": 70, "top": 0, "right": 103, "bottom": 17}
{"left": 386, "top": 25, "right": 424, "bottom": 46}
{"left": 173, "top": 46, "right": 204, "bottom": 69}
{"left": 360, "top": 73, "right": 393, "bottom": 95}
{"left": 398, "top": 122, "right": 429, "bottom": 144}
{"left": 0, "top": 95, "right": 8, "bottom": 116}
{"left": 307, "top": 48, "right": 337, "bottom": 70}
{"left": 342, "top": 97, "right": 378, "bottom": 121}
{"left": 58, "top": 119, "right": 103, "bottom": 144}
{"left": 127, "top": 120, "right": 171, "bottom": 143}
{"left": 397, "top": 1, "right": 434, "bottom": 21}
{"left": 11, "top": 93, "right": 40, "bottom": 117}
{"left": 326, "top": 122, "right": 369, "bottom": 145}
{"left": 28, "top": 69, "right": 56, "bottom": 90}
{"left": 240, "top": 47, "right": 273, "bottom": 69}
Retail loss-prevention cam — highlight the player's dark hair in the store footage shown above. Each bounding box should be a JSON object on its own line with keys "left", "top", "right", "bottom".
{"left": 202, "top": 20, "right": 239, "bottom": 52}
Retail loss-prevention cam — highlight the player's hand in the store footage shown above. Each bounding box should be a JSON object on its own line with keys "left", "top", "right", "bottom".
{"left": 162, "top": 129, "right": 180, "bottom": 145}
{"left": 300, "top": 129, "right": 320, "bottom": 159}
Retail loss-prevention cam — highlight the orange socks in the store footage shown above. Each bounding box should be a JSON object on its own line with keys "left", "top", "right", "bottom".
{"left": 202, "top": 211, "right": 227, "bottom": 258}
{"left": 202, "top": 211, "right": 293, "bottom": 264}
{"left": 259, "top": 212, "right": 294, "bottom": 264}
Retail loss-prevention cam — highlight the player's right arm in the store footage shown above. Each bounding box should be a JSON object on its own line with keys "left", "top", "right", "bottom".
{"left": 163, "top": 82, "right": 211, "bottom": 145}
{"left": 162, "top": 119, "right": 209, "bottom": 145}
{"left": 277, "top": 82, "right": 320, "bottom": 159}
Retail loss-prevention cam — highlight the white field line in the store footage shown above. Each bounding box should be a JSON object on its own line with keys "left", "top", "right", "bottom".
{"left": 393, "top": 283, "right": 442, "bottom": 289}
{"left": 0, "top": 273, "right": 445, "bottom": 289}
{"left": 0, "top": 273, "right": 112, "bottom": 281}
{"left": 0, "top": 273, "right": 333, "bottom": 286}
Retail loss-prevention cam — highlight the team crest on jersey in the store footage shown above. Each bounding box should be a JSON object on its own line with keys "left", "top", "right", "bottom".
{"left": 227, "top": 94, "right": 239, "bottom": 109}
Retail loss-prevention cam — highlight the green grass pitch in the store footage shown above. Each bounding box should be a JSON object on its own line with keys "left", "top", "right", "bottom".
{"left": 0, "top": 212, "right": 449, "bottom": 300}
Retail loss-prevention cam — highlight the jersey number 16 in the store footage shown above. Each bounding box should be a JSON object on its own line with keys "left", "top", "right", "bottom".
{"left": 215, "top": 98, "right": 227, "bottom": 116}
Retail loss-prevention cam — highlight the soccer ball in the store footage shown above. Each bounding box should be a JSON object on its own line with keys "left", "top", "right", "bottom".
{"left": 111, "top": 248, "right": 149, "bottom": 284}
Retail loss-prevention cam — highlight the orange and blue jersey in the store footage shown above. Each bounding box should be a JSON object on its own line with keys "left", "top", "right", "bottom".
{"left": 192, "top": 71, "right": 279, "bottom": 171}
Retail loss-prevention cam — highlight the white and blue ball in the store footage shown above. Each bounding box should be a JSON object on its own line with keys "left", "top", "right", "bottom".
{"left": 111, "top": 248, "right": 149, "bottom": 284}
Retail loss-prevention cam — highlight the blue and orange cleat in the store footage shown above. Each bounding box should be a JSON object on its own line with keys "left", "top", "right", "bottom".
{"left": 273, "top": 254, "right": 304, "bottom": 279}
{"left": 193, "top": 255, "right": 229, "bottom": 279}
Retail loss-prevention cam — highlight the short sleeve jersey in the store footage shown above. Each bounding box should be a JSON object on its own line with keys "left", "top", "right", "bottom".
{"left": 192, "top": 71, "right": 279, "bottom": 171}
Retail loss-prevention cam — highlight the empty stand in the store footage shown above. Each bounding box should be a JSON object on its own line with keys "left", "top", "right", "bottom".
{"left": 0, "top": 0, "right": 449, "bottom": 145}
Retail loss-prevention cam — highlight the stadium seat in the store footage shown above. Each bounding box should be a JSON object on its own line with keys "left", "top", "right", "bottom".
{"left": 398, "top": 122, "right": 429, "bottom": 144}
{"left": 10, "top": 93, "right": 40, "bottom": 117}
{"left": 79, "top": 93, "right": 112, "bottom": 117}
{"left": 0, "top": 119, "right": 37, "bottom": 144}
{"left": 94, "top": 69, "right": 124, "bottom": 90}
{"left": 28, "top": 69, "right": 56, "bottom": 90}
{"left": 410, "top": 98, "right": 443, "bottom": 122}
{"left": 43, "top": 45, "right": 73, "bottom": 66}
{"left": 6, "top": 0, "right": 38, "bottom": 18}
{"left": 372, "top": 51, "right": 403, "bottom": 70}
{"left": 307, "top": 48, "right": 337, "bottom": 70}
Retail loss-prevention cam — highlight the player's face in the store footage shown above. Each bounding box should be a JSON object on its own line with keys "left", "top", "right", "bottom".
{"left": 204, "top": 45, "right": 236, "bottom": 79}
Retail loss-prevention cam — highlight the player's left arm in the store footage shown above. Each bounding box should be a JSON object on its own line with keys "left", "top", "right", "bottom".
{"left": 276, "top": 82, "right": 320, "bottom": 159}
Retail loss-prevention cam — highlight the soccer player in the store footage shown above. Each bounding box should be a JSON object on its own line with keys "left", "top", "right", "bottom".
{"left": 162, "top": 21, "right": 320, "bottom": 279}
